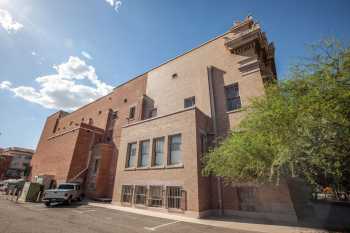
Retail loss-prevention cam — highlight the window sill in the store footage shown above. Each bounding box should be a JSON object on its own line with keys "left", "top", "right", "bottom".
{"left": 166, "top": 163, "right": 184, "bottom": 169}
{"left": 226, "top": 108, "right": 243, "bottom": 114}
{"left": 124, "top": 167, "right": 136, "bottom": 171}
{"left": 135, "top": 166, "right": 150, "bottom": 170}
{"left": 149, "top": 165, "right": 166, "bottom": 170}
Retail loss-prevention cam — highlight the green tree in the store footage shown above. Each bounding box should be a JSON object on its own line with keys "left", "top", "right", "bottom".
{"left": 203, "top": 39, "right": 350, "bottom": 198}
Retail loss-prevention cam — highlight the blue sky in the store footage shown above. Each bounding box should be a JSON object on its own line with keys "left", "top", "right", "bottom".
{"left": 0, "top": 0, "right": 349, "bottom": 149}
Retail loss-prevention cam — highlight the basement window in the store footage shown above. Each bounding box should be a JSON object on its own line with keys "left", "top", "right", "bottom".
{"left": 149, "top": 186, "right": 163, "bottom": 207}
{"left": 121, "top": 185, "right": 134, "bottom": 204}
{"left": 166, "top": 186, "right": 182, "bottom": 209}
{"left": 134, "top": 185, "right": 147, "bottom": 205}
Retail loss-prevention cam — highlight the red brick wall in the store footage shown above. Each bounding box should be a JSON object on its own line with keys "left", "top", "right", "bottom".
{"left": 31, "top": 74, "right": 147, "bottom": 198}
{"left": 0, "top": 156, "right": 12, "bottom": 180}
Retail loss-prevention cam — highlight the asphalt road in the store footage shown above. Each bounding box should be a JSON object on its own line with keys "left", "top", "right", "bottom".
{"left": 0, "top": 199, "right": 257, "bottom": 233}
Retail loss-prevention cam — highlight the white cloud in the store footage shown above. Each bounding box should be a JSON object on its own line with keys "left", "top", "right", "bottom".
{"left": 81, "top": 51, "right": 93, "bottom": 60}
{"left": 0, "top": 56, "right": 113, "bottom": 111}
{"left": 31, "top": 51, "right": 36, "bottom": 56}
{"left": 105, "top": 0, "right": 122, "bottom": 12}
{"left": 0, "top": 9, "right": 23, "bottom": 33}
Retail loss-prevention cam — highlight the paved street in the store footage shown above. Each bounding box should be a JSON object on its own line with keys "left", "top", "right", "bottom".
{"left": 0, "top": 199, "right": 256, "bottom": 233}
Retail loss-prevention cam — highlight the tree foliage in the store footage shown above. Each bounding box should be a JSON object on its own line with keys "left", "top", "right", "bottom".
{"left": 203, "top": 39, "right": 350, "bottom": 195}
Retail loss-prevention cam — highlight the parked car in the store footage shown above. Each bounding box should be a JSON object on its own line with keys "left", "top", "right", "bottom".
{"left": 42, "top": 183, "right": 83, "bottom": 206}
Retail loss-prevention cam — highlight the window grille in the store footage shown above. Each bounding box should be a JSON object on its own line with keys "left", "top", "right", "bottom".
{"left": 166, "top": 186, "right": 182, "bottom": 209}
{"left": 149, "top": 186, "right": 163, "bottom": 207}
{"left": 225, "top": 83, "right": 242, "bottom": 111}
{"left": 134, "top": 186, "right": 147, "bottom": 205}
{"left": 121, "top": 185, "right": 134, "bottom": 203}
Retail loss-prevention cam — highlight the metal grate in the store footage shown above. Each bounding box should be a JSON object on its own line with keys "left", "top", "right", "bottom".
{"left": 149, "top": 186, "right": 163, "bottom": 207}
{"left": 134, "top": 186, "right": 147, "bottom": 205}
{"left": 166, "top": 186, "right": 182, "bottom": 209}
{"left": 121, "top": 185, "right": 134, "bottom": 203}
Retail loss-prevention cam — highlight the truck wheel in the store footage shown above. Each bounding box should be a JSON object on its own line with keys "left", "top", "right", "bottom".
{"left": 45, "top": 202, "right": 51, "bottom": 207}
{"left": 66, "top": 197, "right": 72, "bottom": 205}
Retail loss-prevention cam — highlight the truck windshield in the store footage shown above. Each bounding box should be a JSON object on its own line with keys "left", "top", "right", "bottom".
{"left": 58, "top": 184, "right": 75, "bottom": 190}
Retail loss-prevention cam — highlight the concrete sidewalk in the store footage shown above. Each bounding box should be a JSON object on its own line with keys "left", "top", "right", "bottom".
{"left": 88, "top": 202, "right": 327, "bottom": 233}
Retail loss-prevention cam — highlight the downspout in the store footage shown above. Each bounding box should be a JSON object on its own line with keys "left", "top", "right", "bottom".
{"left": 207, "top": 66, "right": 223, "bottom": 216}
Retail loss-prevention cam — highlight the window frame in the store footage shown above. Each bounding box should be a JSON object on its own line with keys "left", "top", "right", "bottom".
{"left": 126, "top": 142, "right": 137, "bottom": 168}
{"left": 129, "top": 106, "right": 136, "bottom": 119}
{"left": 166, "top": 186, "right": 182, "bottom": 209}
{"left": 134, "top": 185, "right": 148, "bottom": 206}
{"left": 138, "top": 140, "right": 150, "bottom": 167}
{"left": 152, "top": 137, "right": 165, "bottom": 167}
{"left": 184, "top": 96, "right": 195, "bottom": 108}
{"left": 149, "top": 186, "right": 163, "bottom": 207}
{"left": 168, "top": 134, "right": 182, "bottom": 166}
{"left": 225, "top": 83, "right": 242, "bottom": 111}
{"left": 121, "top": 185, "right": 134, "bottom": 204}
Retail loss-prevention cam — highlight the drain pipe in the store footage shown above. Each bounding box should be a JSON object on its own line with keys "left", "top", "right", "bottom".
{"left": 207, "top": 66, "right": 224, "bottom": 216}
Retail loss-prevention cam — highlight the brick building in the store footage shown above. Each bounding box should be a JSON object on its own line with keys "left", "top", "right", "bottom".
{"left": 31, "top": 16, "right": 297, "bottom": 222}
{"left": 0, "top": 147, "right": 34, "bottom": 180}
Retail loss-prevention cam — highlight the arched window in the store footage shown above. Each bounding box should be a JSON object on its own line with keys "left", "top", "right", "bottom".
{"left": 88, "top": 118, "right": 94, "bottom": 125}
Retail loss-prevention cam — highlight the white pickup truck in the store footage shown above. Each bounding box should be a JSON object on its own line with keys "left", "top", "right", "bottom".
{"left": 42, "top": 183, "right": 83, "bottom": 206}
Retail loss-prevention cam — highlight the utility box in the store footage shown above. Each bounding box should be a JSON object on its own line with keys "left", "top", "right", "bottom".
{"left": 34, "top": 175, "right": 54, "bottom": 190}
{"left": 18, "top": 182, "right": 42, "bottom": 203}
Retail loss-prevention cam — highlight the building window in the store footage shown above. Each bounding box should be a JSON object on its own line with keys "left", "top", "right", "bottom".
{"left": 169, "top": 134, "right": 182, "bottom": 165}
{"left": 112, "top": 111, "right": 118, "bottom": 119}
{"left": 172, "top": 73, "right": 178, "bottom": 79}
{"left": 200, "top": 133, "right": 208, "bottom": 156}
{"left": 184, "top": 96, "right": 195, "bottom": 108}
{"left": 129, "top": 106, "right": 135, "bottom": 119}
{"left": 149, "top": 108, "right": 157, "bottom": 118}
{"left": 126, "top": 143, "right": 137, "bottom": 168}
{"left": 88, "top": 118, "right": 94, "bottom": 125}
{"left": 93, "top": 159, "right": 100, "bottom": 174}
{"left": 149, "top": 186, "right": 163, "bottom": 207}
{"left": 98, "top": 110, "right": 102, "bottom": 115}
{"left": 225, "top": 83, "right": 241, "bottom": 111}
{"left": 153, "top": 137, "right": 164, "bottom": 166}
{"left": 167, "top": 186, "right": 182, "bottom": 209}
{"left": 134, "top": 185, "right": 147, "bottom": 205}
{"left": 121, "top": 185, "right": 134, "bottom": 203}
{"left": 139, "top": 140, "right": 150, "bottom": 167}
